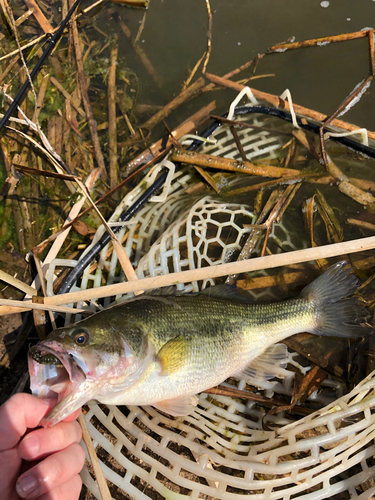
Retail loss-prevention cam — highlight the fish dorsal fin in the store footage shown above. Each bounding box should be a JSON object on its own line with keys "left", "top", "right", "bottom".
{"left": 200, "top": 284, "right": 255, "bottom": 303}
{"left": 152, "top": 395, "right": 198, "bottom": 417}
{"left": 236, "top": 343, "right": 289, "bottom": 384}
{"left": 157, "top": 336, "right": 187, "bottom": 376}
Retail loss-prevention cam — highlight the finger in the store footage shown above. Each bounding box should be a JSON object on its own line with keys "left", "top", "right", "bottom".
{"left": 0, "top": 394, "right": 50, "bottom": 451}
{"left": 16, "top": 443, "right": 85, "bottom": 500}
{"left": 18, "top": 420, "right": 82, "bottom": 461}
{"left": 36, "top": 474, "right": 82, "bottom": 500}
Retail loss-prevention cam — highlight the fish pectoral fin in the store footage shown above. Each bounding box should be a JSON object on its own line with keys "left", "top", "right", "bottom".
{"left": 152, "top": 395, "right": 198, "bottom": 417}
{"left": 236, "top": 343, "right": 289, "bottom": 384}
{"left": 157, "top": 336, "right": 187, "bottom": 376}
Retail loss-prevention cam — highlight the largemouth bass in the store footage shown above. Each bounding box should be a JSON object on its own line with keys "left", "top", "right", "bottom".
{"left": 28, "top": 261, "right": 370, "bottom": 427}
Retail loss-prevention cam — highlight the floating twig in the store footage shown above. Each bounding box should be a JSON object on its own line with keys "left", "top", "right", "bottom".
{"left": 170, "top": 148, "right": 301, "bottom": 178}
{"left": 269, "top": 29, "right": 372, "bottom": 52}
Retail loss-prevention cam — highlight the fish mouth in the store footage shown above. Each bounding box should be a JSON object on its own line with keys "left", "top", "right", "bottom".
{"left": 28, "top": 341, "right": 86, "bottom": 406}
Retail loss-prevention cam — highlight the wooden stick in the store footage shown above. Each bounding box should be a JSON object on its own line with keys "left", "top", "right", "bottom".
{"left": 205, "top": 73, "right": 375, "bottom": 140}
{"left": 35, "top": 235, "right": 375, "bottom": 307}
{"left": 78, "top": 413, "right": 112, "bottom": 500}
{"left": 170, "top": 148, "right": 300, "bottom": 178}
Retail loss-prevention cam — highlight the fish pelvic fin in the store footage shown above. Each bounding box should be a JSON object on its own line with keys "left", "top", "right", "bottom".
{"left": 302, "top": 261, "right": 371, "bottom": 338}
{"left": 152, "top": 395, "right": 198, "bottom": 417}
{"left": 236, "top": 343, "right": 289, "bottom": 384}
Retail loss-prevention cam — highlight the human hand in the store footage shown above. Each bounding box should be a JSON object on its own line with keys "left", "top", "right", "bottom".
{"left": 0, "top": 393, "right": 84, "bottom": 500}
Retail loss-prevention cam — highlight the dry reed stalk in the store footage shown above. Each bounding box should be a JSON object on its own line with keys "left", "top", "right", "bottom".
{"left": 0, "top": 0, "right": 106, "bottom": 63}
{"left": 0, "top": 300, "right": 92, "bottom": 315}
{"left": 226, "top": 190, "right": 281, "bottom": 285}
{"left": 71, "top": 14, "right": 108, "bottom": 180}
{"left": 33, "top": 73, "right": 50, "bottom": 122}
{"left": 347, "top": 219, "right": 375, "bottom": 232}
{"left": 108, "top": 37, "right": 119, "bottom": 189}
{"left": 33, "top": 236, "right": 375, "bottom": 308}
{"left": 269, "top": 29, "right": 371, "bottom": 52}
{"left": 205, "top": 73, "right": 375, "bottom": 140}
{"left": 237, "top": 270, "right": 312, "bottom": 291}
{"left": 181, "top": 52, "right": 206, "bottom": 93}
{"left": 142, "top": 77, "right": 206, "bottom": 130}
{"left": 201, "top": 54, "right": 265, "bottom": 94}
{"left": 124, "top": 100, "right": 216, "bottom": 176}
{"left": 202, "top": 0, "right": 212, "bottom": 74}
{"left": 23, "top": 0, "right": 53, "bottom": 33}
{"left": 39, "top": 168, "right": 101, "bottom": 271}
{"left": 369, "top": 30, "right": 375, "bottom": 75}
{"left": 194, "top": 165, "right": 221, "bottom": 194}
{"left": 49, "top": 75, "right": 85, "bottom": 117}
{"left": 171, "top": 149, "right": 301, "bottom": 178}
{"left": 319, "top": 76, "right": 373, "bottom": 170}
{"left": 0, "top": 270, "right": 36, "bottom": 296}
{"left": 0, "top": 55, "right": 19, "bottom": 84}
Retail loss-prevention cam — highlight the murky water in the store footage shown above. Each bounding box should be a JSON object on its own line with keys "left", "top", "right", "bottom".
{"left": 97, "top": 0, "right": 375, "bottom": 129}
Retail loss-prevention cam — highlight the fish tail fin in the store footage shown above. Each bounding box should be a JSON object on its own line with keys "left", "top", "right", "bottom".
{"left": 301, "top": 261, "right": 370, "bottom": 338}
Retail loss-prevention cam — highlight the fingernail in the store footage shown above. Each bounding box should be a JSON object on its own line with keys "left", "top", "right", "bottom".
{"left": 22, "top": 434, "right": 40, "bottom": 459}
{"left": 16, "top": 475, "right": 40, "bottom": 499}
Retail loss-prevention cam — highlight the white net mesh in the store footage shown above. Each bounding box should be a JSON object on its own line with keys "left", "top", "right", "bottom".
{"left": 44, "top": 103, "right": 375, "bottom": 499}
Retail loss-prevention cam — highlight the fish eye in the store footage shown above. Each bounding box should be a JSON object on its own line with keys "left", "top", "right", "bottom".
{"left": 73, "top": 330, "right": 90, "bottom": 345}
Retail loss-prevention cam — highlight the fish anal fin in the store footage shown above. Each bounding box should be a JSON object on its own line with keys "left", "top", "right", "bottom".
{"left": 152, "top": 395, "right": 198, "bottom": 417}
{"left": 237, "top": 343, "right": 289, "bottom": 384}
{"left": 157, "top": 336, "right": 187, "bottom": 376}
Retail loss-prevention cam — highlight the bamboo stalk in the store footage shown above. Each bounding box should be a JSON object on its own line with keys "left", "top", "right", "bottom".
{"left": 205, "top": 73, "right": 375, "bottom": 140}
{"left": 30, "top": 235, "right": 375, "bottom": 308}
{"left": 170, "top": 148, "right": 300, "bottom": 178}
